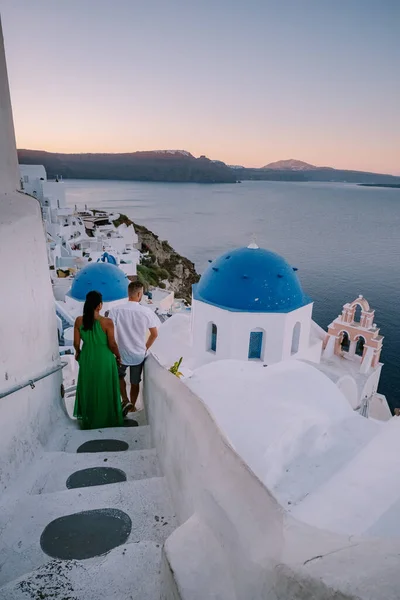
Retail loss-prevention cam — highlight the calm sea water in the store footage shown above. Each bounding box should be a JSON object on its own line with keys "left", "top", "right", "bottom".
{"left": 64, "top": 179, "right": 400, "bottom": 409}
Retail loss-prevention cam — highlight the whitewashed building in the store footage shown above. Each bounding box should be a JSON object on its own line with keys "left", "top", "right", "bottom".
{"left": 156, "top": 242, "right": 391, "bottom": 420}
{"left": 191, "top": 243, "right": 321, "bottom": 366}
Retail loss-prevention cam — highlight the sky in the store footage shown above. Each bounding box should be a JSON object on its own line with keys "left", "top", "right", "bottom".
{"left": 0, "top": 0, "right": 399, "bottom": 173}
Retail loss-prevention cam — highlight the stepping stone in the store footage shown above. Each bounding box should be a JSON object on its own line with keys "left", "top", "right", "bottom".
{"left": 40, "top": 508, "right": 132, "bottom": 560}
{"left": 66, "top": 467, "right": 127, "bottom": 489}
{"left": 123, "top": 419, "right": 139, "bottom": 427}
{"left": 76, "top": 439, "right": 129, "bottom": 453}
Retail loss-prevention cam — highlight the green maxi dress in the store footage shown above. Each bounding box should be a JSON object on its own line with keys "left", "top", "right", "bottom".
{"left": 74, "top": 320, "right": 123, "bottom": 429}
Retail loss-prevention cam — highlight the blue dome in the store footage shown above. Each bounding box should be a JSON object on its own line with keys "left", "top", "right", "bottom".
{"left": 193, "top": 246, "right": 311, "bottom": 313}
{"left": 69, "top": 263, "right": 128, "bottom": 302}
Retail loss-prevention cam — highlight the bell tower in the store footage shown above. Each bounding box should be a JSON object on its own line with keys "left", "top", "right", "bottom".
{"left": 323, "top": 295, "right": 383, "bottom": 374}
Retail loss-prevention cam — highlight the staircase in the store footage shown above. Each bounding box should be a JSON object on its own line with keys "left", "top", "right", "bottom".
{"left": 0, "top": 408, "right": 177, "bottom": 599}
{"left": 55, "top": 301, "right": 75, "bottom": 346}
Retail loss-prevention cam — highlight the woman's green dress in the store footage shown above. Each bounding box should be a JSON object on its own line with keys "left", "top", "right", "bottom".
{"left": 74, "top": 319, "right": 123, "bottom": 429}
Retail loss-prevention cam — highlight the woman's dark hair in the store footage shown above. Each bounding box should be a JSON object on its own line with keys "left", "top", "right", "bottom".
{"left": 82, "top": 290, "right": 102, "bottom": 330}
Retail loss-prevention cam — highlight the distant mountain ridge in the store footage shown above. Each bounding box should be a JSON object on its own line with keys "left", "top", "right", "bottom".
{"left": 17, "top": 149, "right": 236, "bottom": 184}
{"left": 263, "top": 159, "right": 323, "bottom": 171}
{"left": 17, "top": 149, "right": 400, "bottom": 186}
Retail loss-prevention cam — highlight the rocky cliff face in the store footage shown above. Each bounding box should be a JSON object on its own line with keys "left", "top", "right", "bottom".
{"left": 113, "top": 214, "right": 199, "bottom": 304}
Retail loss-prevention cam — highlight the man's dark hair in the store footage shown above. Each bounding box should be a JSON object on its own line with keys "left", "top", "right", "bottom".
{"left": 128, "top": 280, "right": 144, "bottom": 296}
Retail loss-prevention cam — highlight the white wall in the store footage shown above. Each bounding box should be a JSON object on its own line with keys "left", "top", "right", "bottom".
{"left": 0, "top": 372, "right": 64, "bottom": 495}
{"left": 192, "top": 299, "right": 315, "bottom": 366}
{"left": 0, "top": 20, "right": 20, "bottom": 193}
{"left": 144, "top": 356, "right": 400, "bottom": 600}
{"left": 0, "top": 18, "right": 62, "bottom": 491}
{"left": 42, "top": 181, "right": 67, "bottom": 209}
{"left": 336, "top": 374, "right": 359, "bottom": 409}
{"left": 0, "top": 196, "right": 60, "bottom": 390}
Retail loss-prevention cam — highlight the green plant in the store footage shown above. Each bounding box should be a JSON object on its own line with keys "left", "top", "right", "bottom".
{"left": 169, "top": 357, "right": 183, "bottom": 378}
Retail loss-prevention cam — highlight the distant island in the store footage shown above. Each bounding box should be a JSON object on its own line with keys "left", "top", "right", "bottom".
{"left": 17, "top": 150, "right": 400, "bottom": 186}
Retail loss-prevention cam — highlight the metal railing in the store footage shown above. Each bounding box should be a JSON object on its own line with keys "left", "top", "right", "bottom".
{"left": 0, "top": 362, "right": 67, "bottom": 399}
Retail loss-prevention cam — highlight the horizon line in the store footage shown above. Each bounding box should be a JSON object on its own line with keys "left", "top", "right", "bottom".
{"left": 16, "top": 147, "right": 400, "bottom": 177}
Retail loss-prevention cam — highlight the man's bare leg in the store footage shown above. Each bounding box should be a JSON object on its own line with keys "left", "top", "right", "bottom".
{"left": 119, "top": 377, "right": 129, "bottom": 406}
{"left": 130, "top": 383, "right": 140, "bottom": 411}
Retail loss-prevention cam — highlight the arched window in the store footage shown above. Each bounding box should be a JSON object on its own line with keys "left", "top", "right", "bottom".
{"left": 248, "top": 329, "right": 264, "bottom": 360}
{"left": 355, "top": 336, "right": 365, "bottom": 357}
{"left": 209, "top": 322, "right": 217, "bottom": 353}
{"left": 340, "top": 331, "right": 350, "bottom": 352}
{"left": 291, "top": 322, "right": 301, "bottom": 355}
{"left": 354, "top": 304, "right": 362, "bottom": 324}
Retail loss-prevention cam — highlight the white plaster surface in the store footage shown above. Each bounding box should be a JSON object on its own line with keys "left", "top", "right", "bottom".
{"left": 0, "top": 19, "right": 20, "bottom": 192}
{"left": 292, "top": 416, "right": 400, "bottom": 536}
{"left": 184, "top": 359, "right": 399, "bottom": 534}
{"left": 0, "top": 373, "right": 64, "bottom": 495}
{"left": 145, "top": 355, "right": 400, "bottom": 599}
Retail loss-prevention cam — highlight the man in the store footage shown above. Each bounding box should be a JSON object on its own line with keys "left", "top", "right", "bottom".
{"left": 109, "top": 281, "right": 159, "bottom": 413}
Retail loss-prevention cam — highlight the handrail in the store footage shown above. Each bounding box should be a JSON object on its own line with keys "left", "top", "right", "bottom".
{"left": 0, "top": 362, "right": 67, "bottom": 399}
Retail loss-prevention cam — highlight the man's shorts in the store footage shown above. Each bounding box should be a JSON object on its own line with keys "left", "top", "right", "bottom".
{"left": 118, "top": 361, "right": 144, "bottom": 385}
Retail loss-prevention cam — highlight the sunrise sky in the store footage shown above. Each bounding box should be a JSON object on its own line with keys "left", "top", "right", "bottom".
{"left": 1, "top": 0, "right": 399, "bottom": 174}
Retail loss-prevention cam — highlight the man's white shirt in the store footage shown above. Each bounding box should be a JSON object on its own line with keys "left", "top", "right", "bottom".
{"left": 109, "top": 302, "right": 160, "bottom": 366}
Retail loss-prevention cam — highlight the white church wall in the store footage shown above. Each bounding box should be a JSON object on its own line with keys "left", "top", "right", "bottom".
{"left": 336, "top": 374, "right": 359, "bottom": 409}
{"left": 191, "top": 300, "right": 233, "bottom": 365}
{"left": 145, "top": 356, "right": 400, "bottom": 600}
{"left": 360, "top": 364, "right": 382, "bottom": 401}
{"left": 282, "top": 302, "right": 314, "bottom": 360}
{"left": 192, "top": 298, "right": 315, "bottom": 366}
{"left": 369, "top": 393, "right": 392, "bottom": 421}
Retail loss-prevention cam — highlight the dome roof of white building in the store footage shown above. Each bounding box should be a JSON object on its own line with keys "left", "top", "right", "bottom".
{"left": 193, "top": 245, "right": 311, "bottom": 312}
{"left": 186, "top": 359, "right": 378, "bottom": 509}
{"left": 69, "top": 262, "right": 128, "bottom": 302}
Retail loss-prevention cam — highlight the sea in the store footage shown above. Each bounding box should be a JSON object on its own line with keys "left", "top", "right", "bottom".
{"left": 64, "top": 179, "right": 400, "bottom": 409}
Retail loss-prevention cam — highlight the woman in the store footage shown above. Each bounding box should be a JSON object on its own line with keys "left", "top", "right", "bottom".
{"left": 73, "top": 290, "right": 123, "bottom": 429}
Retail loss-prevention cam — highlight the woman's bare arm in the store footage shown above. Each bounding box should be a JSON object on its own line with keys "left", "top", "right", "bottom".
{"left": 74, "top": 317, "right": 82, "bottom": 361}
{"left": 103, "top": 318, "right": 121, "bottom": 361}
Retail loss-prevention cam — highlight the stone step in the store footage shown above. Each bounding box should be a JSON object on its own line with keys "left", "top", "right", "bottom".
{"left": 0, "top": 541, "right": 163, "bottom": 600}
{"left": 47, "top": 424, "right": 152, "bottom": 453}
{"left": 0, "top": 477, "right": 176, "bottom": 587}
{"left": 26, "top": 448, "right": 161, "bottom": 495}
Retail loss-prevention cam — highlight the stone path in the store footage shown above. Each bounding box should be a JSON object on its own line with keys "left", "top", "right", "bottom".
{"left": 0, "top": 410, "right": 177, "bottom": 599}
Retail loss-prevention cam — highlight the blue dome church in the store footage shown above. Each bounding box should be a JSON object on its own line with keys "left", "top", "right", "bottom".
{"left": 69, "top": 262, "right": 129, "bottom": 302}
{"left": 64, "top": 262, "right": 129, "bottom": 317}
{"left": 191, "top": 243, "right": 317, "bottom": 366}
